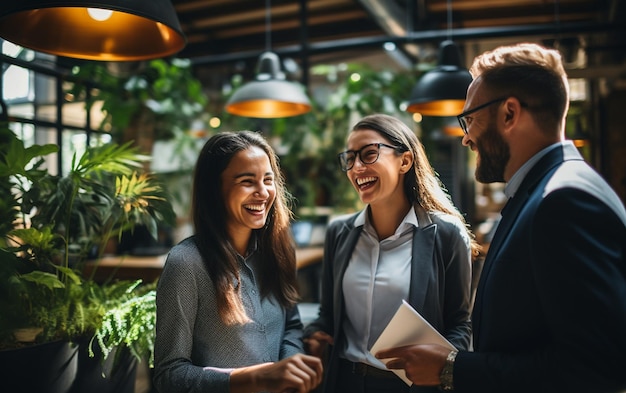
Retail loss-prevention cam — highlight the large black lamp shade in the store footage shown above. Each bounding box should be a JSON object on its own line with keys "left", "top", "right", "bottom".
{"left": 406, "top": 40, "right": 472, "bottom": 116}
{"left": 225, "top": 51, "right": 312, "bottom": 118}
{"left": 0, "top": 0, "right": 185, "bottom": 61}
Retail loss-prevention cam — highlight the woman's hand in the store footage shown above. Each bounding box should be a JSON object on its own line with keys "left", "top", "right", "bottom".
{"left": 303, "top": 331, "right": 334, "bottom": 358}
{"left": 230, "top": 353, "right": 323, "bottom": 393}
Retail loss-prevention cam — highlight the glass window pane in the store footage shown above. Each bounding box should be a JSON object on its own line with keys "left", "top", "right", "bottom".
{"left": 3, "top": 64, "right": 31, "bottom": 101}
{"left": 7, "top": 102, "right": 34, "bottom": 120}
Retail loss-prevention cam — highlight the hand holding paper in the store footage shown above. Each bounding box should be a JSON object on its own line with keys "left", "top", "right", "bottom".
{"left": 369, "top": 300, "right": 456, "bottom": 385}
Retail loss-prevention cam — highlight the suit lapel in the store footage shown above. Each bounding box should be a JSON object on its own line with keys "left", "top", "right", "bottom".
{"left": 332, "top": 220, "right": 362, "bottom": 338}
{"left": 472, "top": 143, "right": 572, "bottom": 343}
{"left": 408, "top": 205, "right": 436, "bottom": 313}
{"left": 331, "top": 206, "right": 437, "bottom": 335}
{"left": 472, "top": 194, "right": 527, "bottom": 340}
{"left": 482, "top": 144, "right": 572, "bottom": 265}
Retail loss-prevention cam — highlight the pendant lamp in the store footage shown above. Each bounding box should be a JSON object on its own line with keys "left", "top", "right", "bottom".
{"left": 225, "top": 52, "right": 311, "bottom": 118}
{"left": 406, "top": 40, "right": 472, "bottom": 116}
{"left": 442, "top": 115, "right": 465, "bottom": 137}
{"left": 0, "top": 0, "right": 185, "bottom": 61}
{"left": 225, "top": 0, "right": 311, "bottom": 118}
{"left": 405, "top": 0, "right": 472, "bottom": 117}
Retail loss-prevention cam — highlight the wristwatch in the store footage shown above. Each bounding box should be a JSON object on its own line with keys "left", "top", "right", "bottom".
{"left": 439, "top": 349, "right": 458, "bottom": 391}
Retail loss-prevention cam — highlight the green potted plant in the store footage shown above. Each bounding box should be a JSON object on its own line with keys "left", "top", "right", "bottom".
{"left": 71, "top": 279, "right": 160, "bottom": 393}
{"left": 66, "top": 57, "right": 210, "bottom": 241}
{"left": 0, "top": 124, "right": 175, "bottom": 392}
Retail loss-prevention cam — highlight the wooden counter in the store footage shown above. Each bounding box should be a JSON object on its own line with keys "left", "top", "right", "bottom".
{"left": 83, "top": 254, "right": 167, "bottom": 283}
{"left": 295, "top": 246, "right": 325, "bottom": 269}
{"left": 83, "top": 246, "right": 324, "bottom": 283}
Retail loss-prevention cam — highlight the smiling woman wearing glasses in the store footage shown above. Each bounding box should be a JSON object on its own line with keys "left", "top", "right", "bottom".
{"left": 337, "top": 142, "right": 403, "bottom": 171}
{"left": 303, "top": 113, "right": 479, "bottom": 393}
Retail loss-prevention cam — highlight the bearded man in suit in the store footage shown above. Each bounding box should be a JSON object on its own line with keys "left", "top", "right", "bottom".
{"left": 375, "top": 43, "right": 626, "bottom": 393}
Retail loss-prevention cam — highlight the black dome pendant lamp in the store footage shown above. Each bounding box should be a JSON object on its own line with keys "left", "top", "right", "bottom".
{"left": 225, "top": 0, "right": 311, "bottom": 119}
{"left": 406, "top": 0, "right": 471, "bottom": 116}
{"left": 0, "top": 0, "right": 185, "bottom": 61}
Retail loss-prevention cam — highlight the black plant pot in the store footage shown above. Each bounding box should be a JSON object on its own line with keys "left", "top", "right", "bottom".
{"left": 0, "top": 340, "right": 79, "bottom": 393}
{"left": 71, "top": 340, "right": 137, "bottom": 393}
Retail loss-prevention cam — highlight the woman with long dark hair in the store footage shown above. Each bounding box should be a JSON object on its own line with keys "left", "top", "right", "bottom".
{"left": 154, "top": 131, "right": 322, "bottom": 393}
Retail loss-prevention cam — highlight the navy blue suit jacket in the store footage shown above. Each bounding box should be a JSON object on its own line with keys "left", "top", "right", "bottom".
{"left": 455, "top": 142, "right": 626, "bottom": 393}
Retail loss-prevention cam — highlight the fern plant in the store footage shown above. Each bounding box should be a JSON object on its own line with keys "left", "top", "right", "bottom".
{"left": 89, "top": 280, "right": 157, "bottom": 373}
{"left": 0, "top": 124, "right": 175, "bottom": 354}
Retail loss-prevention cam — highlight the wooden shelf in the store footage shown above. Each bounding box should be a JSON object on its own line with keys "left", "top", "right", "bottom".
{"left": 83, "top": 247, "right": 324, "bottom": 283}
{"left": 83, "top": 254, "right": 167, "bottom": 283}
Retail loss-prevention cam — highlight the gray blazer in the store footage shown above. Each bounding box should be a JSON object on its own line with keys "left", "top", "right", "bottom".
{"left": 305, "top": 204, "right": 473, "bottom": 393}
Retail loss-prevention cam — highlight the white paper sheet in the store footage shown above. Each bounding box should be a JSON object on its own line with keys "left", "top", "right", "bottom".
{"left": 369, "top": 300, "right": 456, "bottom": 385}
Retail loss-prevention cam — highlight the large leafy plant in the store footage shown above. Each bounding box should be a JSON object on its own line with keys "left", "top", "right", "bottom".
{"left": 0, "top": 125, "right": 175, "bottom": 351}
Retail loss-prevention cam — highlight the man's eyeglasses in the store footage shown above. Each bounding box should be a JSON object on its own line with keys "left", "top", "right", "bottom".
{"left": 456, "top": 97, "right": 507, "bottom": 135}
{"left": 337, "top": 143, "right": 401, "bottom": 172}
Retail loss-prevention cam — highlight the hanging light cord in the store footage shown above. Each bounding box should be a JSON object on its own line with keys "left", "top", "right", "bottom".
{"left": 554, "top": 0, "right": 561, "bottom": 44}
{"left": 406, "top": 0, "right": 413, "bottom": 36}
{"left": 447, "top": 0, "right": 452, "bottom": 41}
{"left": 265, "top": 0, "right": 272, "bottom": 51}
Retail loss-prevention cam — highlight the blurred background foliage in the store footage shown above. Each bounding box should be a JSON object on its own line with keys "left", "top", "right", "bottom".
{"left": 222, "top": 63, "right": 419, "bottom": 214}
{"left": 68, "top": 59, "right": 422, "bottom": 219}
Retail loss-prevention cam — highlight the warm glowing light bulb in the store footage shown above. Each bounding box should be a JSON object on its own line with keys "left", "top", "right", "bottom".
{"left": 209, "top": 117, "right": 221, "bottom": 128}
{"left": 87, "top": 8, "right": 114, "bottom": 21}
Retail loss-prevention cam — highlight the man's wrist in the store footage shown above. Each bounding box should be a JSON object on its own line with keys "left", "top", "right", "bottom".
{"left": 439, "top": 349, "right": 458, "bottom": 391}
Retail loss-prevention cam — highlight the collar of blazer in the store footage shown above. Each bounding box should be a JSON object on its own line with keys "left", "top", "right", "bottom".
{"left": 414, "top": 204, "right": 433, "bottom": 229}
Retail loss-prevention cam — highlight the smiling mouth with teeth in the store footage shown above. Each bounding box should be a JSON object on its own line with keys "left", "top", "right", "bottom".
{"left": 356, "top": 176, "right": 377, "bottom": 187}
{"left": 244, "top": 204, "right": 265, "bottom": 211}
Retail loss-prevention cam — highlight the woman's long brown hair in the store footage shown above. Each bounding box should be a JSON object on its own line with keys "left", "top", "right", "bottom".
{"left": 191, "top": 131, "right": 298, "bottom": 325}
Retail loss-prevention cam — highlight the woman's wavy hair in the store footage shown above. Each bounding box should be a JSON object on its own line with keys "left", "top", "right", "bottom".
{"left": 351, "top": 114, "right": 480, "bottom": 257}
{"left": 191, "top": 131, "right": 298, "bottom": 325}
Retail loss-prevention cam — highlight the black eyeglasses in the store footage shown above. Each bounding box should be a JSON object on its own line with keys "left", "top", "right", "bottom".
{"left": 456, "top": 97, "right": 507, "bottom": 135}
{"left": 337, "top": 143, "right": 400, "bottom": 172}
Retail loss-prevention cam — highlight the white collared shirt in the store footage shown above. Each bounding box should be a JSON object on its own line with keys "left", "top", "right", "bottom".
{"left": 340, "top": 206, "right": 417, "bottom": 368}
{"left": 504, "top": 141, "right": 570, "bottom": 198}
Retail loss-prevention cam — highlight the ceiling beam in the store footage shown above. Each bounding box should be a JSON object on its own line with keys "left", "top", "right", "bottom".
{"left": 190, "top": 21, "right": 621, "bottom": 65}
